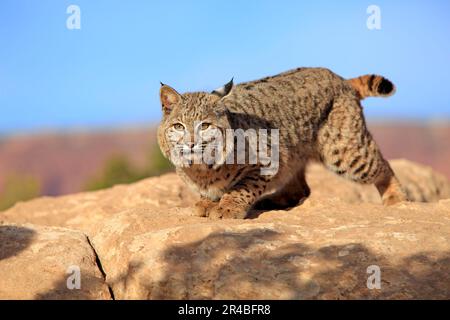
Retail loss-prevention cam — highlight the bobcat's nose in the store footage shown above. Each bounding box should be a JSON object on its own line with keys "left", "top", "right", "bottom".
{"left": 186, "top": 142, "right": 195, "bottom": 149}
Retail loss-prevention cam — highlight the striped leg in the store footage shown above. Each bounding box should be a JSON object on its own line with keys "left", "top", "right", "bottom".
{"left": 208, "top": 171, "right": 269, "bottom": 219}
{"left": 318, "top": 96, "right": 407, "bottom": 205}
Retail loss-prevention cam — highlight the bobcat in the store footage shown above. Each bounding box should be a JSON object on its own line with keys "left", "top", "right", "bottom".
{"left": 157, "top": 67, "right": 407, "bottom": 219}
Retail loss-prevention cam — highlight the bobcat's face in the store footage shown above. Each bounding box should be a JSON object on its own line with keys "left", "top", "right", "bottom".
{"left": 157, "top": 81, "right": 234, "bottom": 168}
{"left": 162, "top": 100, "right": 230, "bottom": 167}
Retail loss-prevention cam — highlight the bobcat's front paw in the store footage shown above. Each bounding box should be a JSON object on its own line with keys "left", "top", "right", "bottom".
{"left": 194, "top": 199, "right": 218, "bottom": 217}
{"left": 208, "top": 195, "right": 249, "bottom": 220}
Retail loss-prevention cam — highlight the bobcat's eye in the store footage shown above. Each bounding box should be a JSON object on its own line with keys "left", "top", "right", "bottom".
{"left": 201, "top": 122, "right": 211, "bottom": 130}
{"left": 173, "top": 123, "right": 185, "bottom": 131}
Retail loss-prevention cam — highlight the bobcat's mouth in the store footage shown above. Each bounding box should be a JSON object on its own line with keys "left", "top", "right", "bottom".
{"left": 170, "top": 140, "right": 226, "bottom": 169}
{"left": 177, "top": 148, "right": 203, "bottom": 167}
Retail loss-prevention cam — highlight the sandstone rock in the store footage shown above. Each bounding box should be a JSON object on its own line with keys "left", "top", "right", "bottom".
{"left": 1, "top": 159, "right": 448, "bottom": 236}
{"left": 0, "top": 173, "right": 195, "bottom": 234}
{"left": 0, "top": 224, "right": 111, "bottom": 299}
{"left": 91, "top": 200, "right": 450, "bottom": 299}
{"left": 0, "top": 159, "right": 449, "bottom": 300}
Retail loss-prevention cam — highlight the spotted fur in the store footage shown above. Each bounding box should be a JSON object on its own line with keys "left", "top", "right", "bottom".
{"left": 157, "top": 67, "right": 408, "bottom": 219}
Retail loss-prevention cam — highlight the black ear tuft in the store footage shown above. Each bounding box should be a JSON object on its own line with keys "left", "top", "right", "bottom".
{"left": 212, "top": 78, "right": 234, "bottom": 98}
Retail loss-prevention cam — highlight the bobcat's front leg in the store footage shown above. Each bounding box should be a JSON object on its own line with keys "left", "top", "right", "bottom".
{"left": 194, "top": 197, "right": 218, "bottom": 217}
{"left": 208, "top": 172, "right": 269, "bottom": 219}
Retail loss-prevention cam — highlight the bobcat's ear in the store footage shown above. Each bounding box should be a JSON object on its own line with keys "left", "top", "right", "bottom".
{"left": 212, "top": 78, "right": 234, "bottom": 98}
{"left": 160, "top": 83, "right": 181, "bottom": 114}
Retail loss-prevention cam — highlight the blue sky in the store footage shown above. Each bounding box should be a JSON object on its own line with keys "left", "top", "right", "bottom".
{"left": 0, "top": 0, "right": 449, "bottom": 134}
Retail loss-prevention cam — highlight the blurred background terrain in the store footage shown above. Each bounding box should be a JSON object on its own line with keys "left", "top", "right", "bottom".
{"left": 1, "top": 0, "right": 449, "bottom": 210}
{"left": 1, "top": 122, "right": 449, "bottom": 211}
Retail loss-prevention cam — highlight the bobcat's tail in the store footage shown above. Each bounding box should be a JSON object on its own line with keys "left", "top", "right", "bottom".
{"left": 347, "top": 75, "right": 396, "bottom": 100}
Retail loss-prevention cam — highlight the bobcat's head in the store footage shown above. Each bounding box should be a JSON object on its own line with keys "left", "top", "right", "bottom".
{"left": 157, "top": 79, "right": 234, "bottom": 169}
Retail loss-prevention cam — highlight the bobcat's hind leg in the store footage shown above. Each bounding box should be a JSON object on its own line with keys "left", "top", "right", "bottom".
{"left": 373, "top": 165, "right": 407, "bottom": 205}
{"left": 255, "top": 169, "right": 310, "bottom": 210}
{"left": 318, "top": 95, "right": 408, "bottom": 205}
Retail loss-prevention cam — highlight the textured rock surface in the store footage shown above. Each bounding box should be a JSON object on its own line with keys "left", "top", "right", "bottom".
{"left": 1, "top": 159, "right": 449, "bottom": 236}
{"left": 91, "top": 200, "right": 450, "bottom": 299}
{"left": 0, "top": 224, "right": 111, "bottom": 299}
{"left": 1, "top": 159, "right": 450, "bottom": 299}
{"left": 0, "top": 173, "right": 194, "bottom": 235}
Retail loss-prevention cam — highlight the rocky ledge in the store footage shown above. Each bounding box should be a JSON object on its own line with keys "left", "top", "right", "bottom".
{"left": 1, "top": 159, "right": 449, "bottom": 299}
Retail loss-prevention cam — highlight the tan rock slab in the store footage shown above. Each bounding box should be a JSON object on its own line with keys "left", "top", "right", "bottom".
{"left": 1, "top": 160, "right": 448, "bottom": 236}
{"left": 0, "top": 224, "right": 111, "bottom": 299}
{"left": 92, "top": 200, "right": 450, "bottom": 299}
{"left": 0, "top": 159, "right": 449, "bottom": 299}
